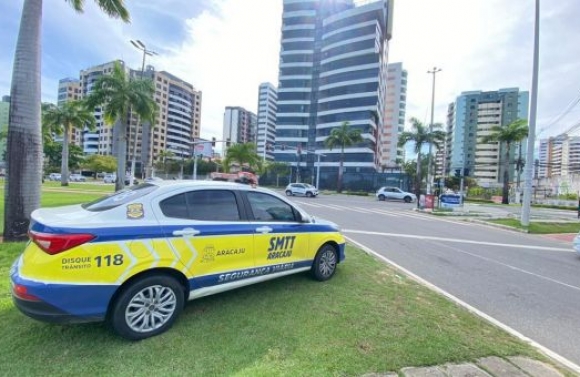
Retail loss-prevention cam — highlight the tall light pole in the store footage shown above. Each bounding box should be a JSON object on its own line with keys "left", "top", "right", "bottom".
{"left": 521, "top": 0, "right": 540, "bottom": 226}
{"left": 427, "top": 67, "right": 442, "bottom": 195}
{"left": 129, "top": 39, "right": 157, "bottom": 185}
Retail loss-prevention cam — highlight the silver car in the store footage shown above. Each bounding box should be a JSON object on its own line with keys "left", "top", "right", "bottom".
{"left": 285, "top": 183, "right": 319, "bottom": 197}
{"left": 376, "top": 186, "right": 416, "bottom": 203}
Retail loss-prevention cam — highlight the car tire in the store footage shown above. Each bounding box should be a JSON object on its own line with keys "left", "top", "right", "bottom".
{"left": 311, "top": 244, "right": 338, "bottom": 281}
{"left": 404, "top": 196, "right": 412, "bottom": 203}
{"left": 285, "top": 190, "right": 293, "bottom": 196}
{"left": 306, "top": 192, "right": 313, "bottom": 198}
{"left": 108, "top": 275, "right": 184, "bottom": 341}
{"left": 378, "top": 194, "right": 386, "bottom": 201}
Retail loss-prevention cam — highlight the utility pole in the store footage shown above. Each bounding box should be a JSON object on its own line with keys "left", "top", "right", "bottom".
{"left": 521, "top": 0, "right": 540, "bottom": 226}
{"left": 129, "top": 40, "right": 157, "bottom": 185}
{"left": 427, "top": 67, "right": 442, "bottom": 195}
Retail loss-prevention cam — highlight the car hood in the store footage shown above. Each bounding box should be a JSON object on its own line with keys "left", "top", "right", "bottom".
{"left": 311, "top": 216, "right": 340, "bottom": 230}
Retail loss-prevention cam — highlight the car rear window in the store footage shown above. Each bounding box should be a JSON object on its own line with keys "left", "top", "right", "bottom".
{"left": 82, "top": 184, "right": 159, "bottom": 212}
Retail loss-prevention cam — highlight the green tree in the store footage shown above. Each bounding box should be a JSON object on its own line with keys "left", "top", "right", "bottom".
{"left": 397, "top": 117, "right": 446, "bottom": 206}
{"left": 267, "top": 162, "right": 291, "bottom": 187}
{"left": 4, "top": 0, "right": 129, "bottom": 241}
{"left": 223, "top": 143, "right": 261, "bottom": 173}
{"left": 324, "top": 121, "right": 363, "bottom": 193}
{"left": 155, "top": 150, "right": 175, "bottom": 175}
{"left": 43, "top": 144, "right": 85, "bottom": 173}
{"left": 42, "top": 100, "right": 95, "bottom": 186}
{"left": 85, "top": 61, "right": 157, "bottom": 192}
{"left": 481, "top": 118, "right": 529, "bottom": 205}
{"left": 401, "top": 155, "right": 428, "bottom": 192}
{"left": 84, "top": 154, "right": 117, "bottom": 175}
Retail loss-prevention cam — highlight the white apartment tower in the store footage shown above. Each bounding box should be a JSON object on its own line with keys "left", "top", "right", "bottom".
{"left": 223, "top": 107, "right": 257, "bottom": 145}
{"left": 379, "top": 62, "right": 407, "bottom": 169}
{"left": 256, "top": 83, "right": 278, "bottom": 161}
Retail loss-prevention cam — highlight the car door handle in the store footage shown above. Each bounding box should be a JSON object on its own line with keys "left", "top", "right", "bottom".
{"left": 173, "top": 228, "right": 200, "bottom": 236}
{"left": 256, "top": 226, "right": 273, "bottom": 234}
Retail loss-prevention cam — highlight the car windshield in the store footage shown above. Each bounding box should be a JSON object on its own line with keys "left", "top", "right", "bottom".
{"left": 82, "top": 184, "right": 158, "bottom": 212}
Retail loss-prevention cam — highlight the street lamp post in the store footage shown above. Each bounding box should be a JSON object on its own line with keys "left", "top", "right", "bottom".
{"left": 427, "top": 67, "right": 442, "bottom": 195}
{"left": 315, "top": 152, "right": 326, "bottom": 189}
{"left": 521, "top": 0, "right": 540, "bottom": 226}
{"left": 129, "top": 39, "right": 157, "bottom": 185}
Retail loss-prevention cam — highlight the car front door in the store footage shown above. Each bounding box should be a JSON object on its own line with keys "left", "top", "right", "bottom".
{"left": 156, "top": 189, "right": 255, "bottom": 288}
{"left": 245, "top": 191, "right": 310, "bottom": 270}
{"left": 293, "top": 184, "right": 306, "bottom": 196}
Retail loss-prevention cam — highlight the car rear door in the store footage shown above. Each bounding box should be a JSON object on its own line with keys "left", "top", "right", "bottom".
{"left": 244, "top": 191, "right": 310, "bottom": 269}
{"left": 155, "top": 189, "right": 255, "bottom": 288}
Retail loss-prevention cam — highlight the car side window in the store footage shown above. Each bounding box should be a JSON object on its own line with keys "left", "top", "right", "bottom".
{"left": 160, "top": 190, "right": 240, "bottom": 221}
{"left": 187, "top": 190, "right": 240, "bottom": 221}
{"left": 247, "top": 192, "right": 297, "bottom": 222}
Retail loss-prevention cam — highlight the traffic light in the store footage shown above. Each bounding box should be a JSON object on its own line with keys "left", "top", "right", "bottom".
{"left": 454, "top": 169, "right": 461, "bottom": 178}
{"left": 463, "top": 168, "right": 470, "bottom": 177}
{"left": 226, "top": 138, "right": 231, "bottom": 147}
{"left": 211, "top": 137, "right": 216, "bottom": 147}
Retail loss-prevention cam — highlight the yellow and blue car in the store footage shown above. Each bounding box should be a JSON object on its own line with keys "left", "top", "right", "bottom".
{"left": 11, "top": 181, "right": 345, "bottom": 340}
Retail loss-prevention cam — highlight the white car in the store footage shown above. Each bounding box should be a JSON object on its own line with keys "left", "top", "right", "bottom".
{"left": 573, "top": 234, "right": 580, "bottom": 255}
{"left": 285, "top": 183, "right": 319, "bottom": 197}
{"left": 11, "top": 181, "right": 345, "bottom": 340}
{"left": 69, "top": 174, "right": 86, "bottom": 182}
{"left": 376, "top": 186, "right": 416, "bottom": 203}
{"left": 103, "top": 174, "right": 116, "bottom": 184}
{"left": 48, "top": 173, "right": 61, "bottom": 181}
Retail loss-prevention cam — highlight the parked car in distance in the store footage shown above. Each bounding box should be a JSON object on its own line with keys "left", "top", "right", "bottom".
{"left": 103, "top": 173, "right": 116, "bottom": 184}
{"left": 144, "top": 176, "right": 163, "bottom": 183}
{"left": 285, "top": 183, "right": 319, "bottom": 197}
{"left": 573, "top": 233, "right": 580, "bottom": 255}
{"left": 376, "top": 186, "right": 416, "bottom": 203}
{"left": 69, "top": 174, "right": 86, "bottom": 182}
{"left": 48, "top": 173, "right": 61, "bottom": 181}
{"left": 10, "top": 181, "right": 345, "bottom": 340}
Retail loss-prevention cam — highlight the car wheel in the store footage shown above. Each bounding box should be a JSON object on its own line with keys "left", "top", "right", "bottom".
{"left": 404, "top": 196, "right": 412, "bottom": 203}
{"left": 285, "top": 190, "right": 293, "bottom": 196}
{"left": 306, "top": 192, "right": 313, "bottom": 198}
{"left": 109, "top": 275, "right": 184, "bottom": 340}
{"left": 378, "top": 194, "right": 386, "bottom": 201}
{"left": 311, "top": 244, "right": 338, "bottom": 281}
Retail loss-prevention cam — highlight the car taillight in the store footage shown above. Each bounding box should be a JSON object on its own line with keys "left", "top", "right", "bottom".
{"left": 28, "top": 230, "right": 95, "bottom": 255}
{"left": 13, "top": 284, "right": 40, "bottom": 301}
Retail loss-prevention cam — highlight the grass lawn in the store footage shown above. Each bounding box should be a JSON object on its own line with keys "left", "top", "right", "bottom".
{"left": 0, "top": 242, "right": 546, "bottom": 376}
{"left": 488, "top": 218, "right": 580, "bottom": 234}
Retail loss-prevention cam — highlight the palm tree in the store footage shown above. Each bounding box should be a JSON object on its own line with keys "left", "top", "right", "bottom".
{"left": 157, "top": 150, "right": 175, "bottom": 175}
{"left": 324, "top": 121, "right": 363, "bottom": 193}
{"left": 85, "top": 61, "right": 157, "bottom": 191}
{"left": 223, "top": 143, "right": 261, "bottom": 173}
{"left": 481, "top": 119, "right": 529, "bottom": 205}
{"left": 397, "top": 117, "right": 446, "bottom": 206}
{"left": 42, "top": 100, "right": 96, "bottom": 186}
{"left": 4, "top": 0, "right": 129, "bottom": 241}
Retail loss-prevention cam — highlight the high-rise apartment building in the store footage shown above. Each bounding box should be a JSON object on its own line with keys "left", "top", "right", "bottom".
{"left": 538, "top": 134, "right": 580, "bottom": 178}
{"left": 223, "top": 106, "right": 257, "bottom": 145}
{"left": 446, "top": 88, "right": 529, "bottom": 185}
{"left": 275, "top": 0, "right": 394, "bottom": 175}
{"left": 56, "top": 78, "right": 83, "bottom": 146}
{"left": 76, "top": 60, "right": 202, "bottom": 174}
{"left": 256, "top": 83, "right": 278, "bottom": 161}
{"left": 379, "top": 62, "right": 407, "bottom": 169}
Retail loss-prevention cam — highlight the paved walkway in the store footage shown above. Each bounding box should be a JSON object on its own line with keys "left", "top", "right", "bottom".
{"left": 362, "top": 356, "right": 570, "bottom": 377}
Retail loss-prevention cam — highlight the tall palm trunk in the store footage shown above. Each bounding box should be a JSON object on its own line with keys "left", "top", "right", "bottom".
{"left": 337, "top": 147, "right": 344, "bottom": 193}
{"left": 502, "top": 142, "right": 510, "bottom": 205}
{"left": 114, "top": 120, "right": 127, "bottom": 192}
{"left": 4, "top": 0, "right": 43, "bottom": 241}
{"left": 61, "top": 123, "right": 70, "bottom": 186}
{"left": 415, "top": 154, "right": 422, "bottom": 208}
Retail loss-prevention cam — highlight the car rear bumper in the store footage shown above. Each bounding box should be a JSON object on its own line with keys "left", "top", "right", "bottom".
{"left": 12, "top": 295, "right": 103, "bottom": 324}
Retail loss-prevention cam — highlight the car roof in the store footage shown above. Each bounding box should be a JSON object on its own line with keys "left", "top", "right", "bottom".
{"left": 147, "top": 180, "right": 266, "bottom": 193}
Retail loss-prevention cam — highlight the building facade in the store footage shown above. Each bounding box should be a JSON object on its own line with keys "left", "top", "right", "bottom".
{"left": 446, "top": 88, "right": 529, "bottom": 186}
{"left": 379, "top": 62, "right": 407, "bottom": 170}
{"left": 75, "top": 60, "right": 202, "bottom": 175}
{"left": 223, "top": 106, "right": 257, "bottom": 145}
{"left": 256, "top": 83, "right": 278, "bottom": 161}
{"left": 56, "top": 78, "right": 83, "bottom": 146}
{"left": 538, "top": 134, "right": 580, "bottom": 178}
{"left": 275, "top": 0, "right": 394, "bottom": 175}
{"left": 0, "top": 96, "right": 9, "bottom": 163}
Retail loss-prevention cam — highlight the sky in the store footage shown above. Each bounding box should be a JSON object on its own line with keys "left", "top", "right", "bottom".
{"left": 1, "top": 0, "right": 580, "bottom": 145}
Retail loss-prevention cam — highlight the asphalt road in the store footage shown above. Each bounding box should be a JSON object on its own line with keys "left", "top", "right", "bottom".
{"left": 287, "top": 193, "right": 580, "bottom": 368}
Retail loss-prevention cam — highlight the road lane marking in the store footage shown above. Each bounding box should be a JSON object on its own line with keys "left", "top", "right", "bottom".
{"left": 429, "top": 240, "right": 580, "bottom": 292}
{"left": 342, "top": 229, "right": 573, "bottom": 252}
{"left": 344, "top": 235, "right": 580, "bottom": 375}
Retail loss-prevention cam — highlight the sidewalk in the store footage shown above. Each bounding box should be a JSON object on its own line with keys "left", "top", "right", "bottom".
{"left": 362, "top": 356, "right": 569, "bottom": 377}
